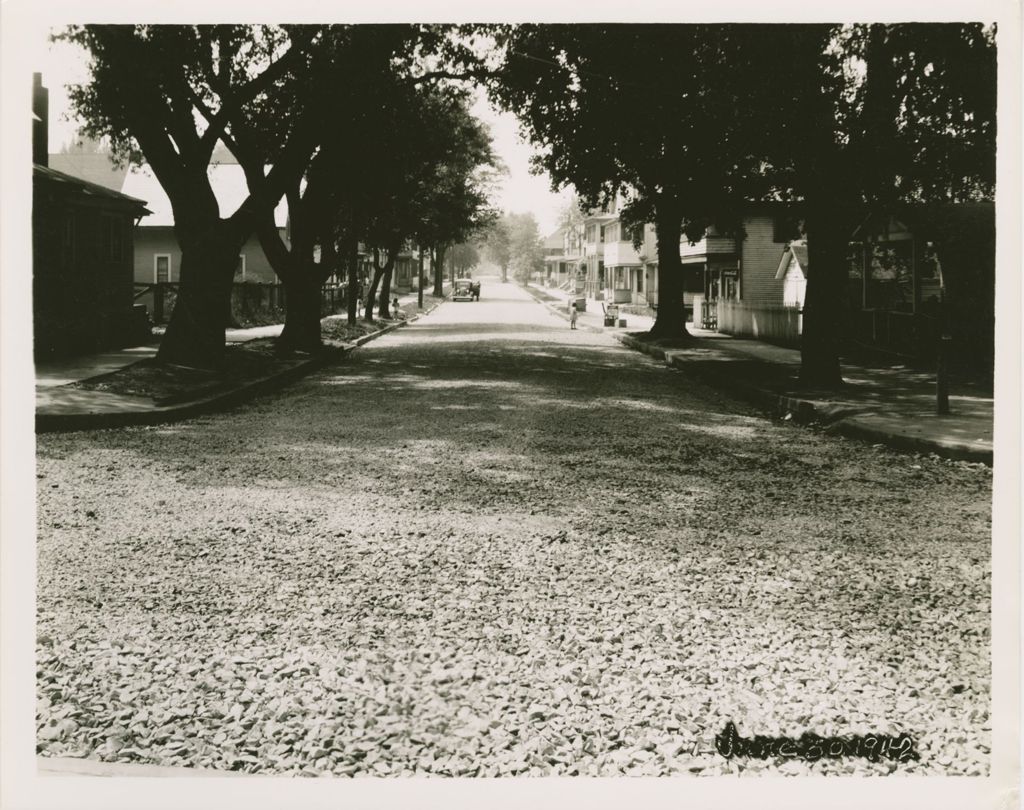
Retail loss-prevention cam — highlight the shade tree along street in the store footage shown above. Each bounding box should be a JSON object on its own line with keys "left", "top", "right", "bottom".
{"left": 59, "top": 24, "right": 492, "bottom": 368}
{"left": 60, "top": 25, "right": 328, "bottom": 368}
{"left": 487, "top": 23, "right": 996, "bottom": 386}
{"left": 794, "top": 23, "right": 996, "bottom": 386}
{"left": 237, "top": 28, "right": 498, "bottom": 341}
{"left": 488, "top": 25, "right": 813, "bottom": 341}
{"left": 58, "top": 24, "right": 995, "bottom": 379}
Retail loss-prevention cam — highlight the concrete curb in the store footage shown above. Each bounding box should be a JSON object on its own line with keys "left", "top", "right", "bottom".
{"left": 612, "top": 333, "right": 992, "bottom": 465}
{"left": 826, "top": 417, "right": 993, "bottom": 465}
{"left": 35, "top": 313, "right": 428, "bottom": 434}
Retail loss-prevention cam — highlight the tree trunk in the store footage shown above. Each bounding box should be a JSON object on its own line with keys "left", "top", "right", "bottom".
{"left": 435, "top": 245, "right": 448, "bottom": 292}
{"left": 277, "top": 269, "right": 323, "bottom": 354}
{"left": 418, "top": 245, "right": 425, "bottom": 309}
{"left": 379, "top": 262, "right": 395, "bottom": 318}
{"left": 649, "top": 202, "right": 691, "bottom": 339}
{"left": 925, "top": 206, "right": 995, "bottom": 374}
{"left": 799, "top": 202, "right": 849, "bottom": 388}
{"left": 345, "top": 239, "right": 360, "bottom": 326}
{"left": 157, "top": 222, "right": 242, "bottom": 369}
{"left": 797, "top": 31, "right": 851, "bottom": 389}
{"left": 432, "top": 245, "right": 443, "bottom": 296}
{"left": 364, "top": 249, "right": 386, "bottom": 321}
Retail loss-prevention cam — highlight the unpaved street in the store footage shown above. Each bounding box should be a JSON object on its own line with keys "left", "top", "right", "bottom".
{"left": 35, "top": 280, "right": 991, "bottom": 776}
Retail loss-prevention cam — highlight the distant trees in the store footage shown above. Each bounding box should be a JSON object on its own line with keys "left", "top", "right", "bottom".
{"left": 480, "top": 212, "right": 543, "bottom": 283}
{"left": 506, "top": 213, "right": 544, "bottom": 283}
{"left": 450, "top": 242, "right": 481, "bottom": 277}
{"left": 482, "top": 218, "right": 512, "bottom": 281}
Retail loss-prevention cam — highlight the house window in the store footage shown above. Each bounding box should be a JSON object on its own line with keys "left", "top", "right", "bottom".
{"left": 101, "top": 214, "right": 124, "bottom": 261}
{"left": 154, "top": 254, "right": 171, "bottom": 283}
{"left": 636, "top": 268, "right": 643, "bottom": 293}
{"left": 235, "top": 254, "right": 246, "bottom": 281}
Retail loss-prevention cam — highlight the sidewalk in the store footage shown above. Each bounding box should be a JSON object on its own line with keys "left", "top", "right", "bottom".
{"left": 35, "top": 288, "right": 442, "bottom": 432}
{"left": 525, "top": 282, "right": 993, "bottom": 464}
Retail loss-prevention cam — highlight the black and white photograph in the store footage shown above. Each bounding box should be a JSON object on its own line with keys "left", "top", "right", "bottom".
{"left": 1, "top": 2, "right": 1020, "bottom": 808}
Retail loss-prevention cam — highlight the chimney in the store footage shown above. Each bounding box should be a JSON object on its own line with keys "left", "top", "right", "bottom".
{"left": 32, "top": 72, "right": 48, "bottom": 167}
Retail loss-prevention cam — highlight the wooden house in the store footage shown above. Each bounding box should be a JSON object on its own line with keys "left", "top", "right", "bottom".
{"left": 32, "top": 73, "right": 152, "bottom": 359}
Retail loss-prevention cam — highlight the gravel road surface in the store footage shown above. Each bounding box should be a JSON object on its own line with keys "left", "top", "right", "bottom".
{"left": 36, "top": 280, "right": 991, "bottom": 776}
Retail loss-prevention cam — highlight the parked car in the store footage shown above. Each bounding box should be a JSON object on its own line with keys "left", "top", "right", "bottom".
{"left": 453, "top": 278, "right": 475, "bottom": 301}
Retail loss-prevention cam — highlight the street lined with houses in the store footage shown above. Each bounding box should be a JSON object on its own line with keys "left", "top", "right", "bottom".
{"left": 14, "top": 21, "right": 1008, "bottom": 800}
{"left": 35, "top": 281, "right": 992, "bottom": 777}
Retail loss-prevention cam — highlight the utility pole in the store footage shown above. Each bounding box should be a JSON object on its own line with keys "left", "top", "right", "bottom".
{"left": 936, "top": 286, "right": 951, "bottom": 415}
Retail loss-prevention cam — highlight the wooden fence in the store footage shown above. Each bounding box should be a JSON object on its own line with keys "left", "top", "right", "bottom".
{"left": 134, "top": 282, "right": 353, "bottom": 325}
{"left": 716, "top": 300, "right": 803, "bottom": 345}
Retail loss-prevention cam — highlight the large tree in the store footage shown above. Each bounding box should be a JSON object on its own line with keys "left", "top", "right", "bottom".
{"left": 60, "top": 25, "right": 331, "bottom": 368}
{"left": 491, "top": 25, "right": 806, "bottom": 339}
{"left": 242, "top": 27, "right": 496, "bottom": 335}
{"left": 492, "top": 24, "right": 995, "bottom": 385}
{"left": 61, "top": 23, "right": 493, "bottom": 365}
{"left": 246, "top": 25, "right": 427, "bottom": 346}
{"left": 410, "top": 94, "right": 499, "bottom": 299}
{"left": 791, "top": 23, "right": 996, "bottom": 385}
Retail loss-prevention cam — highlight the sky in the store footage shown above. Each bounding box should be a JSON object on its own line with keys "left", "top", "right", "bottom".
{"left": 34, "top": 32, "right": 572, "bottom": 237}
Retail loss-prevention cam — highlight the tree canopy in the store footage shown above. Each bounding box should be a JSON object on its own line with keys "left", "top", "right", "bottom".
{"left": 58, "top": 23, "right": 493, "bottom": 366}
{"left": 490, "top": 23, "right": 996, "bottom": 380}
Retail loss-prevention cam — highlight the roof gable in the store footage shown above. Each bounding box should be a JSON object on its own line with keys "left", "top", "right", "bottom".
{"left": 775, "top": 240, "right": 809, "bottom": 280}
{"left": 34, "top": 165, "right": 151, "bottom": 213}
{"left": 48, "top": 153, "right": 129, "bottom": 193}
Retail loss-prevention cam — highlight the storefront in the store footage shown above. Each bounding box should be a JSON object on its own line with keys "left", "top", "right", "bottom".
{"left": 697, "top": 259, "right": 740, "bottom": 328}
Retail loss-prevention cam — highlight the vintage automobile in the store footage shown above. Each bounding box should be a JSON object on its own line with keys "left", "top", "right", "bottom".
{"left": 453, "top": 278, "right": 475, "bottom": 301}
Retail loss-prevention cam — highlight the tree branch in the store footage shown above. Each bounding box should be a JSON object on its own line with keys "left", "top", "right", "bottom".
{"left": 402, "top": 67, "right": 496, "bottom": 87}
{"left": 256, "top": 209, "right": 294, "bottom": 283}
